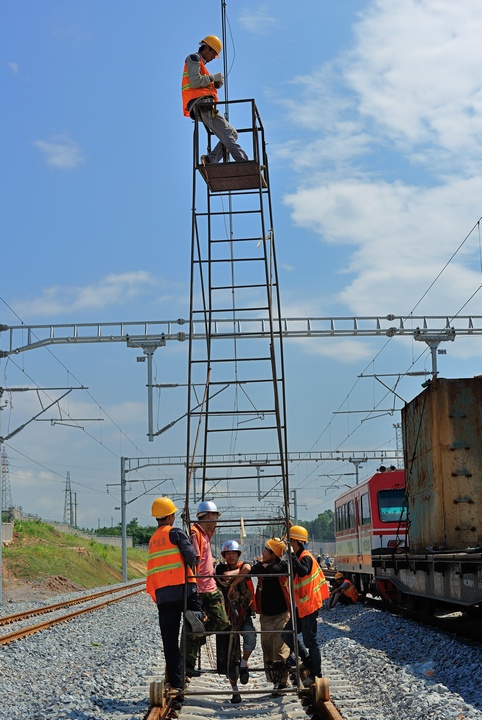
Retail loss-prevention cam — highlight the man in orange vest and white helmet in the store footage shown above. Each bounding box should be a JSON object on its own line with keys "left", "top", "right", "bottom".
{"left": 282, "top": 525, "right": 329, "bottom": 687}
{"left": 182, "top": 34, "right": 249, "bottom": 165}
{"left": 185, "top": 500, "right": 231, "bottom": 678}
{"left": 146, "top": 497, "right": 204, "bottom": 697}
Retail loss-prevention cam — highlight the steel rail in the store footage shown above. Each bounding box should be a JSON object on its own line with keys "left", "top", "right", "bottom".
{"left": 0, "top": 584, "right": 144, "bottom": 645}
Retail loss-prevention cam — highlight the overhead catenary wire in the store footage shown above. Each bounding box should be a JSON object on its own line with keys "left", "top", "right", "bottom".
{"left": 292, "top": 215, "right": 482, "bottom": 500}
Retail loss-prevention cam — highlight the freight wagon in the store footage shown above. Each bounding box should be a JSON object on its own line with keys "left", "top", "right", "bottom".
{"left": 373, "top": 376, "right": 482, "bottom": 611}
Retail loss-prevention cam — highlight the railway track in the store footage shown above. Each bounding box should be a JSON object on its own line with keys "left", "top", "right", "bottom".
{"left": 142, "top": 624, "right": 343, "bottom": 720}
{"left": 0, "top": 580, "right": 145, "bottom": 644}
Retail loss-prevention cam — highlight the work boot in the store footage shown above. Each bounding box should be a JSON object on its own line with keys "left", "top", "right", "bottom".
{"left": 184, "top": 610, "right": 205, "bottom": 636}
{"left": 239, "top": 665, "right": 249, "bottom": 685}
{"left": 230, "top": 692, "right": 242, "bottom": 704}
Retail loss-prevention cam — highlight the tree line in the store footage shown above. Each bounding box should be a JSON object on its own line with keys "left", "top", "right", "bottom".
{"left": 92, "top": 509, "right": 335, "bottom": 547}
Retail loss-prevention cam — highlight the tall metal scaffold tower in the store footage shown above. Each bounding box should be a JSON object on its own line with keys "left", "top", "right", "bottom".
{"left": 185, "top": 103, "right": 290, "bottom": 527}
{"left": 63, "top": 471, "right": 73, "bottom": 526}
{"left": 1, "top": 447, "right": 13, "bottom": 512}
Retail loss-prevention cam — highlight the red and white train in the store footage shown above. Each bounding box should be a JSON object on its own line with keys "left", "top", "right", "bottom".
{"left": 334, "top": 468, "right": 406, "bottom": 594}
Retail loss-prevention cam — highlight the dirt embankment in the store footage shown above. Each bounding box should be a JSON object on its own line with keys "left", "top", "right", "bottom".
{"left": 2, "top": 572, "right": 84, "bottom": 604}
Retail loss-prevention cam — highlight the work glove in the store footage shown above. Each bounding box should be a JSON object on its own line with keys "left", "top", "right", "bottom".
{"left": 211, "top": 72, "right": 224, "bottom": 88}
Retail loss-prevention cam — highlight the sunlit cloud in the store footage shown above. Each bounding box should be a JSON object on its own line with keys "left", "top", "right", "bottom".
{"left": 34, "top": 136, "right": 85, "bottom": 169}
{"left": 277, "top": 0, "right": 482, "bottom": 322}
{"left": 14, "top": 272, "right": 160, "bottom": 317}
{"left": 238, "top": 5, "right": 279, "bottom": 35}
{"left": 7, "top": 61, "right": 19, "bottom": 75}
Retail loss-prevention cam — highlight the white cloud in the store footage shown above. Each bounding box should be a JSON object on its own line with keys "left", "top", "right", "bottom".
{"left": 291, "top": 336, "right": 375, "bottom": 364}
{"left": 7, "top": 61, "right": 19, "bottom": 75}
{"left": 277, "top": 1, "right": 482, "bottom": 323}
{"left": 34, "top": 136, "right": 85, "bottom": 169}
{"left": 285, "top": 176, "right": 482, "bottom": 316}
{"left": 347, "top": 0, "right": 482, "bottom": 156}
{"left": 238, "top": 5, "right": 279, "bottom": 35}
{"left": 14, "top": 272, "right": 159, "bottom": 317}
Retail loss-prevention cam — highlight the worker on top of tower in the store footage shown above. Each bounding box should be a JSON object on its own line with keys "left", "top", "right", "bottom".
{"left": 182, "top": 35, "right": 249, "bottom": 165}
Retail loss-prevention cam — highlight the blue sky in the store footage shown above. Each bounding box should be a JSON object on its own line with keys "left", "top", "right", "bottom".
{"left": 2, "top": 1, "right": 482, "bottom": 530}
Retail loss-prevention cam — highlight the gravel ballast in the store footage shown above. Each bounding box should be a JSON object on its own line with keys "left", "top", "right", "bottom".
{"left": 1, "top": 586, "right": 482, "bottom": 720}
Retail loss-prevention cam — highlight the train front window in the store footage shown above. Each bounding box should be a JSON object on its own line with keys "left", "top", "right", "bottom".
{"left": 378, "top": 489, "right": 407, "bottom": 522}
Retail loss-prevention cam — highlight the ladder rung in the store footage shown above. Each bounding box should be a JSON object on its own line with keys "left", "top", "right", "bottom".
{"left": 192, "top": 306, "right": 273, "bottom": 314}
{"left": 194, "top": 257, "right": 266, "bottom": 264}
{"left": 190, "top": 357, "right": 273, "bottom": 363}
{"left": 206, "top": 425, "right": 281, "bottom": 432}
{"left": 190, "top": 409, "right": 276, "bottom": 417}
{"left": 211, "top": 284, "right": 269, "bottom": 291}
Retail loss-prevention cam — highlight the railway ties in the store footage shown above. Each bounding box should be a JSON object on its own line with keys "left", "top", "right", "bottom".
{"left": 0, "top": 581, "right": 145, "bottom": 644}
{"left": 146, "top": 635, "right": 341, "bottom": 720}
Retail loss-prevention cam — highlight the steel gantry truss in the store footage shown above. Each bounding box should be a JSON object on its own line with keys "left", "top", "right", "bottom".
{"left": 0, "top": 315, "right": 475, "bottom": 440}
{"left": 3, "top": 314, "right": 481, "bottom": 356}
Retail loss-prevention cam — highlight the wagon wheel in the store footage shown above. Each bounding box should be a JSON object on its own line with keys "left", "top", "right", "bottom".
{"left": 149, "top": 680, "right": 166, "bottom": 708}
{"left": 315, "top": 676, "right": 330, "bottom": 703}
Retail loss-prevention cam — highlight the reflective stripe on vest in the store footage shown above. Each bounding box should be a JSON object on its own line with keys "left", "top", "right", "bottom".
{"left": 293, "top": 549, "right": 328, "bottom": 617}
{"left": 146, "top": 525, "right": 195, "bottom": 602}
{"left": 182, "top": 57, "right": 218, "bottom": 117}
{"left": 343, "top": 581, "right": 360, "bottom": 602}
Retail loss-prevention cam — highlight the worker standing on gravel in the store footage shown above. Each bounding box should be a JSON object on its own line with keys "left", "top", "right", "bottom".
{"left": 186, "top": 500, "right": 231, "bottom": 678}
{"left": 146, "top": 497, "right": 205, "bottom": 699}
{"left": 182, "top": 34, "right": 249, "bottom": 165}
{"left": 282, "top": 525, "right": 329, "bottom": 687}
{"left": 216, "top": 540, "right": 257, "bottom": 703}
{"left": 329, "top": 572, "right": 360, "bottom": 608}
{"left": 230, "top": 537, "right": 290, "bottom": 696}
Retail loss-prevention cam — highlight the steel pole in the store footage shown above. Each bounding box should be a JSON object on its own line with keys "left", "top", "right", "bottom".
{"left": 121, "top": 456, "right": 127, "bottom": 583}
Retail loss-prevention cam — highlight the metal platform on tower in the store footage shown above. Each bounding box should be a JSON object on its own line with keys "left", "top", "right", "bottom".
{"left": 197, "top": 160, "right": 267, "bottom": 192}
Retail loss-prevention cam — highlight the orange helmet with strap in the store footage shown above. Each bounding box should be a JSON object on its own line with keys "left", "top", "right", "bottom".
{"left": 200, "top": 35, "right": 222, "bottom": 57}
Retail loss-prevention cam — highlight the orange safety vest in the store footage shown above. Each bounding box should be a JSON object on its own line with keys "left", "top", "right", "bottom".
{"left": 293, "top": 549, "right": 330, "bottom": 618}
{"left": 190, "top": 523, "right": 206, "bottom": 561}
{"left": 146, "top": 525, "right": 195, "bottom": 602}
{"left": 342, "top": 580, "right": 360, "bottom": 603}
{"left": 182, "top": 56, "right": 218, "bottom": 117}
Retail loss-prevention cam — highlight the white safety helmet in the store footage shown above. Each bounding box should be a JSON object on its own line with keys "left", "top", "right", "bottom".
{"left": 221, "top": 540, "right": 241, "bottom": 555}
{"left": 196, "top": 500, "right": 221, "bottom": 518}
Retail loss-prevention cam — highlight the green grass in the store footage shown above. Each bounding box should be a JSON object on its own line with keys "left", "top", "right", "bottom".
{"left": 4, "top": 519, "right": 147, "bottom": 588}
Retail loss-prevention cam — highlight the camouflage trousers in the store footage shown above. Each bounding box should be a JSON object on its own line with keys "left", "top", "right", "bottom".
{"left": 185, "top": 588, "right": 230, "bottom": 669}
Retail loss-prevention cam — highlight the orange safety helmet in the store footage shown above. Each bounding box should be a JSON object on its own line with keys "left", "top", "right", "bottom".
{"left": 151, "top": 497, "right": 178, "bottom": 518}
{"left": 335, "top": 572, "right": 345, "bottom": 580}
{"left": 265, "top": 537, "right": 286, "bottom": 558}
{"left": 200, "top": 34, "right": 222, "bottom": 57}
{"left": 289, "top": 525, "right": 309, "bottom": 543}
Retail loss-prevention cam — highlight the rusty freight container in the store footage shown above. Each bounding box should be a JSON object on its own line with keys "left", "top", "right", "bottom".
{"left": 402, "top": 376, "right": 482, "bottom": 553}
